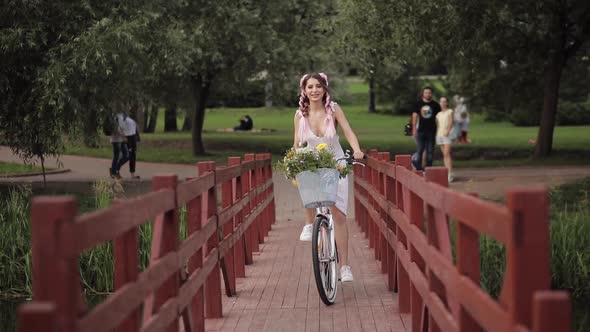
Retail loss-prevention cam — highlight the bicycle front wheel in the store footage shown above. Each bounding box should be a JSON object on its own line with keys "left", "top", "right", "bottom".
{"left": 312, "top": 215, "right": 338, "bottom": 305}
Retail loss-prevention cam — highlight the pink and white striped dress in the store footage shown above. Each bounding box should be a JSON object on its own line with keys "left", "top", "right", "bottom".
{"left": 295, "top": 102, "right": 349, "bottom": 215}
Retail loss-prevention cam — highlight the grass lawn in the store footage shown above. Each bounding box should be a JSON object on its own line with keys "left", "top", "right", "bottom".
{"left": 0, "top": 162, "right": 45, "bottom": 175}
{"left": 65, "top": 77, "right": 590, "bottom": 167}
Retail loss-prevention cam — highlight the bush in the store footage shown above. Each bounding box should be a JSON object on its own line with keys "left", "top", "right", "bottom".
{"left": 478, "top": 178, "right": 590, "bottom": 331}
{"left": 557, "top": 100, "right": 590, "bottom": 126}
{"left": 207, "top": 79, "right": 266, "bottom": 108}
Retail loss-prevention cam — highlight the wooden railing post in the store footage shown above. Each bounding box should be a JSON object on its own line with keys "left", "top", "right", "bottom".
{"left": 356, "top": 156, "right": 368, "bottom": 234}
{"left": 262, "top": 153, "right": 272, "bottom": 234}
{"left": 457, "top": 193, "right": 481, "bottom": 332}
{"left": 17, "top": 303, "right": 56, "bottom": 332}
{"left": 244, "top": 154, "right": 260, "bottom": 253}
{"left": 406, "top": 174, "right": 426, "bottom": 332}
{"left": 505, "top": 187, "right": 551, "bottom": 328}
{"left": 31, "top": 196, "right": 79, "bottom": 332}
{"left": 379, "top": 152, "right": 390, "bottom": 274}
{"left": 186, "top": 169, "right": 206, "bottom": 332}
{"left": 424, "top": 167, "right": 453, "bottom": 332}
{"left": 394, "top": 155, "right": 411, "bottom": 314}
{"left": 113, "top": 200, "right": 140, "bottom": 332}
{"left": 242, "top": 154, "right": 255, "bottom": 263}
{"left": 385, "top": 162, "right": 398, "bottom": 292}
{"left": 255, "top": 154, "right": 268, "bottom": 243}
{"left": 229, "top": 157, "right": 247, "bottom": 278}
{"left": 145, "top": 174, "right": 180, "bottom": 332}
{"left": 198, "top": 162, "right": 223, "bottom": 318}
{"left": 221, "top": 162, "right": 237, "bottom": 295}
{"left": 532, "top": 291, "right": 571, "bottom": 332}
{"left": 265, "top": 153, "right": 276, "bottom": 227}
{"left": 354, "top": 162, "right": 362, "bottom": 230}
{"left": 368, "top": 149, "right": 379, "bottom": 256}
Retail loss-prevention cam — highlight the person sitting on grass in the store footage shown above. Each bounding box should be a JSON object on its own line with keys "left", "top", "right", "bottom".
{"left": 233, "top": 115, "right": 254, "bottom": 131}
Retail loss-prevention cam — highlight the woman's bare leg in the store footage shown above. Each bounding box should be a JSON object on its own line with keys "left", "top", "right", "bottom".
{"left": 443, "top": 144, "right": 452, "bottom": 175}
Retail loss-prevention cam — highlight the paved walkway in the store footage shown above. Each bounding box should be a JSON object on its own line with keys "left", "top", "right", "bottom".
{"left": 0, "top": 146, "right": 199, "bottom": 182}
{"left": 3, "top": 146, "right": 590, "bottom": 201}
{"left": 207, "top": 218, "right": 409, "bottom": 332}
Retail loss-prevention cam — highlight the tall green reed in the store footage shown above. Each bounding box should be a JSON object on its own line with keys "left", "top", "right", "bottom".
{"left": 0, "top": 186, "right": 33, "bottom": 299}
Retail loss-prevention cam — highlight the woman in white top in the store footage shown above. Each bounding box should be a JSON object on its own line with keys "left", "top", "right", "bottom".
{"left": 435, "top": 96, "right": 454, "bottom": 182}
{"left": 293, "top": 72, "right": 364, "bottom": 282}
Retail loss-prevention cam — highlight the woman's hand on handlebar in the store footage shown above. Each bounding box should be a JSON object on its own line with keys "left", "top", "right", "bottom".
{"left": 352, "top": 150, "right": 365, "bottom": 160}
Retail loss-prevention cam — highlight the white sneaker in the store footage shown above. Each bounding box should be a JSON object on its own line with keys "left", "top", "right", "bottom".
{"left": 340, "top": 265, "right": 354, "bottom": 282}
{"left": 448, "top": 173, "right": 455, "bottom": 183}
{"left": 299, "top": 224, "right": 313, "bottom": 241}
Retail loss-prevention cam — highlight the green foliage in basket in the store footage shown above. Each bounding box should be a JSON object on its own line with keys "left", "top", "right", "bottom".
{"left": 274, "top": 143, "right": 353, "bottom": 181}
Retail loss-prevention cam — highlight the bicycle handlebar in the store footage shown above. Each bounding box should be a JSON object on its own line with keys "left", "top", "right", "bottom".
{"left": 341, "top": 150, "right": 367, "bottom": 166}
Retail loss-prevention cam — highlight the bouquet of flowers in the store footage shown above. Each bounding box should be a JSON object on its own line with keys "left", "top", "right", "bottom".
{"left": 274, "top": 143, "right": 352, "bottom": 186}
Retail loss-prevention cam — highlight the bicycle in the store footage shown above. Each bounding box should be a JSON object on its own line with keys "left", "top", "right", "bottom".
{"left": 304, "top": 150, "right": 365, "bottom": 305}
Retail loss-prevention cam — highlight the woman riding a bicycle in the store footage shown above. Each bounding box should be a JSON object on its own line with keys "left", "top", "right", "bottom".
{"left": 293, "top": 72, "right": 364, "bottom": 282}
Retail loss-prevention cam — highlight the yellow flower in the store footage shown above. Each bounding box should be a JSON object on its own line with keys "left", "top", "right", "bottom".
{"left": 316, "top": 143, "right": 328, "bottom": 151}
{"left": 292, "top": 179, "right": 298, "bottom": 187}
{"left": 337, "top": 165, "right": 344, "bottom": 171}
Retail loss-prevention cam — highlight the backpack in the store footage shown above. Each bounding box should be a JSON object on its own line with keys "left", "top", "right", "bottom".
{"left": 102, "top": 113, "right": 116, "bottom": 136}
{"left": 404, "top": 122, "right": 412, "bottom": 136}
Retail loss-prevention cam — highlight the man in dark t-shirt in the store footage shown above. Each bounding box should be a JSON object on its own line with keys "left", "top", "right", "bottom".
{"left": 411, "top": 87, "right": 441, "bottom": 170}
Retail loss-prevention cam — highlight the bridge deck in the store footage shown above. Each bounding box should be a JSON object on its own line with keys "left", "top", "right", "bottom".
{"left": 205, "top": 218, "right": 409, "bottom": 332}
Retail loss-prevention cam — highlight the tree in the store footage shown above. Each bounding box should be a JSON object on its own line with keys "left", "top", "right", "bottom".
{"left": 1, "top": 0, "right": 341, "bottom": 159}
{"left": 164, "top": 104, "right": 178, "bottom": 132}
{"left": 162, "top": 0, "right": 338, "bottom": 155}
{"left": 1, "top": 0, "right": 171, "bottom": 162}
{"left": 391, "top": 0, "right": 590, "bottom": 157}
{"left": 336, "top": 0, "right": 426, "bottom": 114}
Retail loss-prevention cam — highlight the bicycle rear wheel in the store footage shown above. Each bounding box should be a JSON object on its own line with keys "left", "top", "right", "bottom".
{"left": 312, "top": 215, "right": 338, "bottom": 305}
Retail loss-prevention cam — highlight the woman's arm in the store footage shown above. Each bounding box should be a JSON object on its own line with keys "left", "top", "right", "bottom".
{"left": 293, "top": 112, "right": 301, "bottom": 148}
{"left": 446, "top": 110, "right": 454, "bottom": 136}
{"left": 333, "top": 104, "right": 363, "bottom": 159}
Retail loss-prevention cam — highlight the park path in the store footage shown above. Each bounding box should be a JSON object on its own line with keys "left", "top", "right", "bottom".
{"left": 2, "top": 145, "right": 590, "bottom": 203}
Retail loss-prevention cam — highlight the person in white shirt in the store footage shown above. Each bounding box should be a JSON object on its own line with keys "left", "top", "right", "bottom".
{"left": 435, "top": 96, "right": 455, "bottom": 182}
{"left": 109, "top": 110, "right": 129, "bottom": 179}
{"left": 123, "top": 116, "right": 140, "bottom": 179}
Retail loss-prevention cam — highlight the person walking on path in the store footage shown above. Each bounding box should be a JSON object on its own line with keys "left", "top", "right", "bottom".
{"left": 412, "top": 86, "right": 441, "bottom": 170}
{"left": 293, "top": 72, "right": 364, "bottom": 282}
{"left": 109, "top": 108, "right": 129, "bottom": 179}
{"left": 123, "top": 115, "right": 140, "bottom": 179}
{"left": 436, "top": 96, "right": 455, "bottom": 182}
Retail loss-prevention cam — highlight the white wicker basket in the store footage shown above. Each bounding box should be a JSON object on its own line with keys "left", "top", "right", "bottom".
{"left": 295, "top": 168, "right": 339, "bottom": 208}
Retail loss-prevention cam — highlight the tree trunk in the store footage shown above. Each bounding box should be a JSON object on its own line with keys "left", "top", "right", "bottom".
{"left": 146, "top": 104, "right": 158, "bottom": 133}
{"left": 143, "top": 103, "right": 150, "bottom": 132}
{"left": 265, "top": 80, "right": 273, "bottom": 108}
{"left": 182, "top": 110, "right": 192, "bottom": 131}
{"left": 191, "top": 74, "right": 212, "bottom": 155}
{"left": 534, "top": 52, "right": 565, "bottom": 158}
{"left": 135, "top": 102, "right": 145, "bottom": 132}
{"left": 368, "top": 74, "right": 376, "bottom": 113}
{"left": 164, "top": 103, "right": 178, "bottom": 132}
{"left": 40, "top": 155, "right": 46, "bottom": 188}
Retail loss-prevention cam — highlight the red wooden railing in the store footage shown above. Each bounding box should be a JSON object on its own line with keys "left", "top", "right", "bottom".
{"left": 353, "top": 149, "right": 571, "bottom": 332}
{"left": 16, "top": 153, "right": 275, "bottom": 332}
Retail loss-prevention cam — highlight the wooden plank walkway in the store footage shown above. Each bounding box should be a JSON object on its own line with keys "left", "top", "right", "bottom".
{"left": 204, "top": 218, "right": 409, "bottom": 332}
